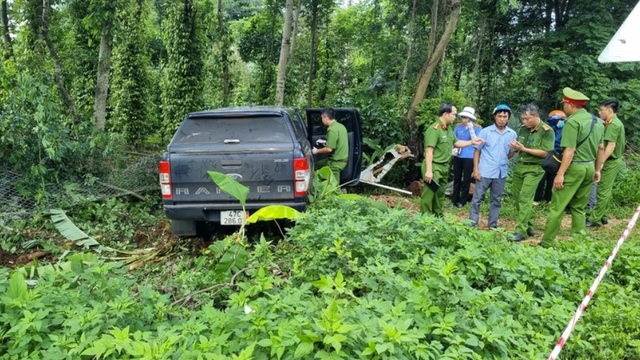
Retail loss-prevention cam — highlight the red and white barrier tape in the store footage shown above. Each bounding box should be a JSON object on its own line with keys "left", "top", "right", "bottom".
{"left": 547, "top": 205, "right": 640, "bottom": 360}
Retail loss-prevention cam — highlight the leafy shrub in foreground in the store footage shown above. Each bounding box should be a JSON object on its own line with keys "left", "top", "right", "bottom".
{"left": 1, "top": 197, "right": 640, "bottom": 359}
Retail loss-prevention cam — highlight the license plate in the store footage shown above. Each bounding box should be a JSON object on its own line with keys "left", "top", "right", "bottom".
{"left": 220, "top": 210, "right": 248, "bottom": 225}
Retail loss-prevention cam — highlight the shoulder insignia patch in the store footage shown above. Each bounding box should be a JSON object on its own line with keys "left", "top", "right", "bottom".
{"left": 433, "top": 123, "right": 440, "bottom": 129}
{"left": 542, "top": 124, "right": 550, "bottom": 131}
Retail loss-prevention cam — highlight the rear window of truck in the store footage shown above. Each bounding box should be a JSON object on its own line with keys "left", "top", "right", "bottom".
{"left": 172, "top": 117, "right": 293, "bottom": 144}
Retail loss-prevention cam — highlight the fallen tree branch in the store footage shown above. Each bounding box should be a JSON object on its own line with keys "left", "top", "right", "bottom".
{"left": 171, "top": 266, "right": 258, "bottom": 307}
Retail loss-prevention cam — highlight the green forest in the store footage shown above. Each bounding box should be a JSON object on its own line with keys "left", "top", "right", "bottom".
{"left": 3, "top": 0, "right": 640, "bottom": 359}
{"left": 2, "top": 0, "right": 640, "bottom": 183}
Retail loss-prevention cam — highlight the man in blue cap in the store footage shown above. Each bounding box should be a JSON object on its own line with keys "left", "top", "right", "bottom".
{"left": 468, "top": 104, "right": 517, "bottom": 229}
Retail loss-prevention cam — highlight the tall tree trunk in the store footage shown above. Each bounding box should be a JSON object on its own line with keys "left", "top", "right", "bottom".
{"left": 427, "top": 0, "right": 439, "bottom": 57}
{"left": 217, "top": 0, "right": 231, "bottom": 106}
{"left": 545, "top": 0, "right": 552, "bottom": 34}
{"left": 404, "top": 0, "right": 461, "bottom": 174}
{"left": 405, "top": 0, "right": 461, "bottom": 153}
{"left": 41, "top": 0, "right": 80, "bottom": 124}
{"left": 289, "top": 0, "right": 301, "bottom": 58}
{"left": 472, "top": 18, "right": 486, "bottom": 103}
{"left": 318, "top": 23, "right": 330, "bottom": 102}
{"left": 397, "top": 0, "right": 417, "bottom": 113}
{"left": 94, "top": 9, "right": 114, "bottom": 130}
{"left": 306, "top": 0, "right": 318, "bottom": 107}
{"left": 1, "top": 0, "right": 13, "bottom": 59}
{"left": 454, "top": 61, "right": 463, "bottom": 90}
{"left": 484, "top": 25, "right": 496, "bottom": 108}
{"left": 438, "top": 47, "right": 447, "bottom": 91}
{"left": 275, "top": 0, "right": 293, "bottom": 106}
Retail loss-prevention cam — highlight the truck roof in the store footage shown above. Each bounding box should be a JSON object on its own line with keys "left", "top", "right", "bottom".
{"left": 187, "top": 106, "right": 294, "bottom": 118}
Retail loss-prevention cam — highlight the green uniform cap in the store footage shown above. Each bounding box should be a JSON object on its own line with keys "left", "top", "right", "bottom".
{"left": 562, "top": 87, "right": 589, "bottom": 101}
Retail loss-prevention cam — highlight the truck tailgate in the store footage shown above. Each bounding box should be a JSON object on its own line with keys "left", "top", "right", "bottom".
{"left": 169, "top": 148, "right": 296, "bottom": 203}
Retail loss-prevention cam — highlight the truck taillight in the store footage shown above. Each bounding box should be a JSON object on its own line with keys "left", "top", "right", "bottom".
{"left": 159, "top": 161, "right": 172, "bottom": 199}
{"left": 293, "top": 158, "right": 310, "bottom": 196}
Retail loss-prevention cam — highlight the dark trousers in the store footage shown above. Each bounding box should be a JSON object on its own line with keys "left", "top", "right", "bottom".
{"left": 535, "top": 170, "right": 555, "bottom": 202}
{"left": 451, "top": 157, "right": 473, "bottom": 205}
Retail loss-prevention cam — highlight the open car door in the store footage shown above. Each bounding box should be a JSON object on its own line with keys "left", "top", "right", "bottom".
{"left": 305, "top": 108, "right": 363, "bottom": 185}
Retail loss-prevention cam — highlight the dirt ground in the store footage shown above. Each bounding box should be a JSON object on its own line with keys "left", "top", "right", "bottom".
{"left": 370, "top": 194, "right": 631, "bottom": 245}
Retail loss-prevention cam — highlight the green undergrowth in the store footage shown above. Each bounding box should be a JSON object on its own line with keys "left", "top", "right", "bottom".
{"left": 2, "top": 197, "right": 640, "bottom": 359}
{"left": 0, "top": 197, "right": 166, "bottom": 255}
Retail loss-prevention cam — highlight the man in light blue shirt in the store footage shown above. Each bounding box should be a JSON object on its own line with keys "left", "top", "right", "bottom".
{"left": 469, "top": 104, "right": 517, "bottom": 228}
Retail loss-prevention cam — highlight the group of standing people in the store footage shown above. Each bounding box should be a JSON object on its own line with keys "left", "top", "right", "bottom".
{"left": 421, "top": 87, "right": 626, "bottom": 247}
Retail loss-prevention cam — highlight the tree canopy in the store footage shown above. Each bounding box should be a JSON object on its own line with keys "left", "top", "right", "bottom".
{"left": 1, "top": 0, "right": 639, "bottom": 184}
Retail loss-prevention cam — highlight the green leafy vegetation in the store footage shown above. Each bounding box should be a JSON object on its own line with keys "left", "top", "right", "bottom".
{"left": 2, "top": 0, "right": 640, "bottom": 358}
{"left": 2, "top": 196, "right": 640, "bottom": 359}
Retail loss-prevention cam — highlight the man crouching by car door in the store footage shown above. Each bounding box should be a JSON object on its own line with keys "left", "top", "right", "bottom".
{"left": 313, "top": 107, "right": 349, "bottom": 182}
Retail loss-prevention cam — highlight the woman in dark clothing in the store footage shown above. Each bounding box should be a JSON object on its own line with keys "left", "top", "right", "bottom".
{"left": 450, "top": 107, "right": 482, "bottom": 208}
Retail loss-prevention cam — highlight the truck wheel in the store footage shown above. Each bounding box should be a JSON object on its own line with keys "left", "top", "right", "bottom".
{"left": 171, "top": 220, "right": 197, "bottom": 236}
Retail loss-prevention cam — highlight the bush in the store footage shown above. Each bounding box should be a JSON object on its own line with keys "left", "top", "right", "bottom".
{"left": 2, "top": 197, "right": 640, "bottom": 359}
{"left": 612, "top": 155, "right": 640, "bottom": 207}
{"left": 0, "top": 71, "right": 127, "bottom": 199}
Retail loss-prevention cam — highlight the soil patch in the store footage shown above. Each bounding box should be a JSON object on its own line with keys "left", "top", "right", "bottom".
{"left": 370, "top": 195, "right": 418, "bottom": 213}
{"left": 0, "top": 249, "right": 19, "bottom": 269}
{"left": 135, "top": 220, "right": 173, "bottom": 249}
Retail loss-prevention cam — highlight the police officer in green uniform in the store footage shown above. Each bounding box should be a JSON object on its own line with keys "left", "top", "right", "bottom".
{"left": 587, "top": 99, "right": 625, "bottom": 227}
{"left": 540, "top": 88, "right": 605, "bottom": 247}
{"left": 421, "top": 103, "right": 484, "bottom": 216}
{"left": 508, "top": 104, "right": 555, "bottom": 241}
{"left": 314, "top": 108, "right": 349, "bottom": 182}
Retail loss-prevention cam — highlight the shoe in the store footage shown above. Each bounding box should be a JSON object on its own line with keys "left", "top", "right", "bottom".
{"left": 585, "top": 220, "right": 601, "bottom": 228}
{"left": 602, "top": 219, "right": 609, "bottom": 225}
{"left": 467, "top": 222, "right": 478, "bottom": 228}
{"left": 533, "top": 201, "right": 539, "bottom": 206}
{"left": 455, "top": 203, "right": 464, "bottom": 209}
{"left": 527, "top": 229, "right": 535, "bottom": 237}
{"left": 445, "top": 202, "right": 454, "bottom": 208}
{"left": 489, "top": 225, "right": 498, "bottom": 230}
{"left": 510, "top": 233, "right": 527, "bottom": 242}
{"left": 565, "top": 208, "right": 571, "bottom": 214}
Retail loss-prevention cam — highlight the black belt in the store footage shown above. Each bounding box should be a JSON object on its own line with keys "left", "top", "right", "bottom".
{"left": 433, "top": 161, "right": 448, "bottom": 165}
{"left": 332, "top": 159, "right": 348, "bottom": 163}
{"left": 605, "top": 157, "right": 619, "bottom": 162}
{"left": 518, "top": 161, "right": 539, "bottom": 165}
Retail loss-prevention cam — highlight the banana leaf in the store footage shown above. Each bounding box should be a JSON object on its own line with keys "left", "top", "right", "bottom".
{"left": 208, "top": 171, "right": 250, "bottom": 205}
{"left": 246, "top": 205, "right": 302, "bottom": 224}
{"left": 48, "top": 209, "right": 102, "bottom": 249}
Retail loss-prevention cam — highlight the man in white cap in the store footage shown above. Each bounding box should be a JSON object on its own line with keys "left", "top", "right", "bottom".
{"left": 421, "top": 103, "right": 484, "bottom": 217}
{"left": 449, "top": 106, "right": 482, "bottom": 208}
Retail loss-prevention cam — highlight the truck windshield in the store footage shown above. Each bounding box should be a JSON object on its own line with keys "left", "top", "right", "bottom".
{"left": 172, "top": 117, "right": 293, "bottom": 144}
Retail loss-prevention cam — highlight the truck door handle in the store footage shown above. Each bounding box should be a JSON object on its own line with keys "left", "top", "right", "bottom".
{"left": 224, "top": 139, "right": 240, "bottom": 144}
{"left": 221, "top": 160, "right": 243, "bottom": 167}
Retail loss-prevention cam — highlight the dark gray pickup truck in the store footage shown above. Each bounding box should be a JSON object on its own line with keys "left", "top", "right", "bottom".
{"left": 159, "top": 106, "right": 363, "bottom": 235}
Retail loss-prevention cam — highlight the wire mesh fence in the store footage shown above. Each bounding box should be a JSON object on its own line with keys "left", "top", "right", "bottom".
{"left": 1, "top": 154, "right": 162, "bottom": 226}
